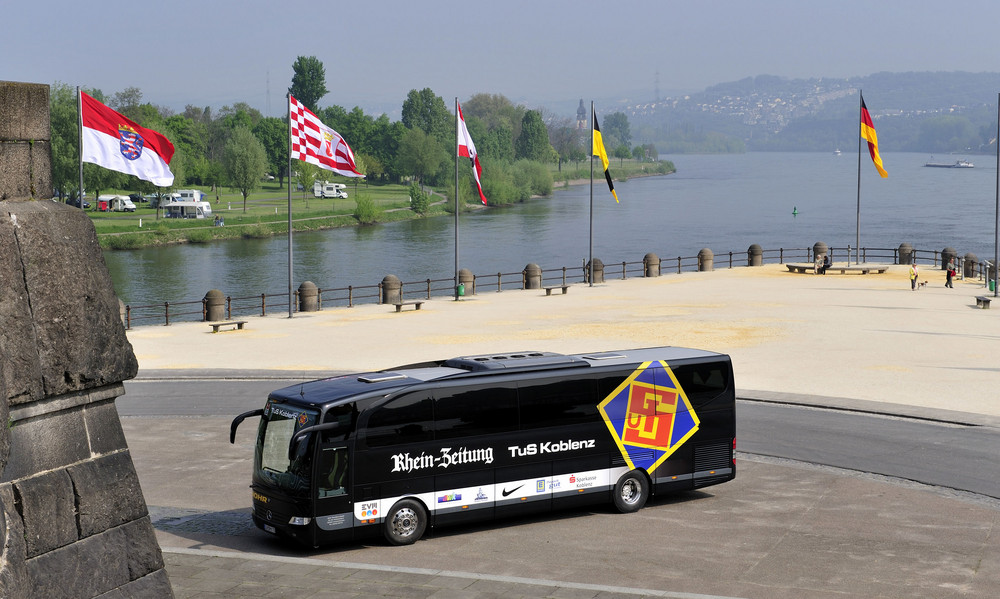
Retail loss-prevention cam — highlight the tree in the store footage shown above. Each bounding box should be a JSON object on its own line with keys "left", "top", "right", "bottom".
{"left": 296, "top": 163, "right": 321, "bottom": 198}
{"left": 613, "top": 144, "right": 632, "bottom": 166}
{"left": 252, "top": 116, "right": 288, "bottom": 185}
{"left": 549, "top": 120, "right": 583, "bottom": 172}
{"left": 401, "top": 88, "right": 451, "bottom": 143}
{"left": 289, "top": 56, "right": 328, "bottom": 112}
{"left": 223, "top": 125, "right": 267, "bottom": 212}
{"left": 514, "top": 110, "right": 551, "bottom": 162}
{"left": 49, "top": 83, "right": 79, "bottom": 197}
{"left": 602, "top": 112, "right": 632, "bottom": 149}
{"left": 396, "top": 127, "right": 446, "bottom": 186}
{"left": 110, "top": 86, "right": 144, "bottom": 121}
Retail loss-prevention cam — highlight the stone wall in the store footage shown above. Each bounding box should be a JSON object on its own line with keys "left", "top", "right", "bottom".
{"left": 0, "top": 81, "right": 173, "bottom": 597}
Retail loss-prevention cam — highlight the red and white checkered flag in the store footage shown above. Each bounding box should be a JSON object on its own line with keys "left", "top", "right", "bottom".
{"left": 289, "top": 95, "right": 364, "bottom": 178}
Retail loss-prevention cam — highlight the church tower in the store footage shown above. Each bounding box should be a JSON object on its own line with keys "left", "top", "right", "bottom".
{"left": 576, "top": 99, "right": 587, "bottom": 129}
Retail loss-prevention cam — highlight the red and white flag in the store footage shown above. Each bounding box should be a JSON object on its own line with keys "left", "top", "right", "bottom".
{"left": 289, "top": 95, "right": 364, "bottom": 178}
{"left": 457, "top": 101, "right": 487, "bottom": 205}
{"left": 80, "top": 91, "right": 175, "bottom": 186}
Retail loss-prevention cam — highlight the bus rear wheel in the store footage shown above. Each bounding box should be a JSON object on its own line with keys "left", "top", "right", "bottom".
{"left": 384, "top": 499, "right": 427, "bottom": 545}
{"left": 613, "top": 470, "right": 649, "bottom": 513}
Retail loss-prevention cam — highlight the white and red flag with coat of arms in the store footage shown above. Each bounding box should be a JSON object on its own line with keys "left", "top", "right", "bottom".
{"left": 80, "top": 91, "right": 175, "bottom": 187}
{"left": 289, "top": 95, "right": 364, "bottom": 177}
{"left": 457, "top": 101, "right": 487, "bottom": 205}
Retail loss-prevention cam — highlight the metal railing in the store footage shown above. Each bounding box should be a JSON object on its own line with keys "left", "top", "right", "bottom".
{"left": 122, "top": 244, "right": 995, "bottom": 328}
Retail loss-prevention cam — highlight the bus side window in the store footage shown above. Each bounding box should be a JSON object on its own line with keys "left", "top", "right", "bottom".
{"left": 317, "top": 447, "right": 348, "bottom": 498}
{"left": 671, "top": 362, "right": 729, "bottom": 408}
{"left": 364, "top": 393, "right": 433, "bottom": 447}
{"left": 434, "top": 384, "right": 517, "bottom": 440}
{"left": 517, "top": 377, "right": 598, "bottom": 429}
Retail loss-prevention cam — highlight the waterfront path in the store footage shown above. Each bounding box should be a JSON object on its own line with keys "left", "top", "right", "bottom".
{"left": 123, "top": 263, "right": 1000, "bottom": 598}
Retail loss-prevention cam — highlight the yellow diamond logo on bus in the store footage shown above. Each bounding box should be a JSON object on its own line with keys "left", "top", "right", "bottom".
{"left": 597, "top": 361, "right": 700, "bottom": 475}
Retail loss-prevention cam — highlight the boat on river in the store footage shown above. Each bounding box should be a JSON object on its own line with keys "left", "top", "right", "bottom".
{"left": 924, "top": 158, "right": 974, "bottom": 168}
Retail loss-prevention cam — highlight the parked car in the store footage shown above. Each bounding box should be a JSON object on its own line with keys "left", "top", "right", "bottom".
{"left": 66, "top": 197, "right": 90, "bottom": 209}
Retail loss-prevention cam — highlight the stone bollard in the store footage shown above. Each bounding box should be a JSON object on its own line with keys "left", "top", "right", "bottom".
{"left": 964, "top": 253, "right": 977, "bottom": 278}
{"left": 643, "top": 252, "right": 660, "bottom": 277}
{"left": 204, "top": 289, "right": 226, "bottom": 321}
{"left": 585, "top": 258, "right": 605, "bottom": 283}
{"left": 381, "top": 274, "right": 401, "bottom": 305}
{"left": 523, "top": 263, "right": 542, "bottom": 289}
{"left": 941, "top": 247, "right": 957, "bottom": 270}
{"left": 898, "top": 243, "right": 913, "bottom": 265}
{"left": 458, "top": 268, "right": 474, "bottom": 296}
{"left": 298, "top": 281, "right": 319, "bottom": 312}
{"left": 748, "top": 244, "right": 763, "bottom": 267}
{"left": 698, "top": 248, "right": 714, "bottom": 272}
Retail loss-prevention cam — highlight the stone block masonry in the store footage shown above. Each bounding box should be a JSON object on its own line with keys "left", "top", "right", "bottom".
{"left": 0, "top": 81, "right": 173, "bottom": 598}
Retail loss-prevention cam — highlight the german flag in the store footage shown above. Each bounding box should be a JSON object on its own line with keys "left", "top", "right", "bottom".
{"left": 860, "top": 95, "right": 888, "bottom": 178}
{"left": 593, "top": 109, "right": 619, "bottom": 202}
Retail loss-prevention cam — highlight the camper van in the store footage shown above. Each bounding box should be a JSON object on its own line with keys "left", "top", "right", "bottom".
{"left": 162, "top": 192, "right": 213, "bottom": 219}
{"left": 313, "top": 181, "right": 348, "bottom": 199}
{"left": 96, "top": 195, "right": 136, "bottom": 212}
{"left": 176, "top": 189, "right": 206, "bottom": 202}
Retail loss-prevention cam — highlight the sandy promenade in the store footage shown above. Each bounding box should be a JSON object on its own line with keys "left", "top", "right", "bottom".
{"left": 126, "top": 263, "right": 1000, "bottom": 419}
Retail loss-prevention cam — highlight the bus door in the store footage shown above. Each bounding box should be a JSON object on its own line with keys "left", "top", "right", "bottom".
{"left": 312, "top": 441, "right": 354, "bottom": 545}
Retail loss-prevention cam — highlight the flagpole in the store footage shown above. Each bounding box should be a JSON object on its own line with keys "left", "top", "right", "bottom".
{"left": 287, "top": 92, "right": 294, "bottom": 318}
{"left": 77, "top": 86, "right": 84, "bottom": 209}
{"left": 455, "top": 98, "right": 461, "bottom": 301}
{"left": 589, "top": 101, "right": 595, "bottom": 287}
{"left": 856, "top": 91, "right": 863, "bottom": 266}
{"left": 994, "top": 92, "right": 998, "bottom": 297}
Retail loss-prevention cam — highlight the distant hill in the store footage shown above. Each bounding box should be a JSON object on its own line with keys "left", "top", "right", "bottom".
{"left": 617, "top": 72, "right": 1000, "bottom": 153}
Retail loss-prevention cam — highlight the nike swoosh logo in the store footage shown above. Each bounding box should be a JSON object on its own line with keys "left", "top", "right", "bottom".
{"left": 501, "top": 485, "right": 524, "bottom": 497}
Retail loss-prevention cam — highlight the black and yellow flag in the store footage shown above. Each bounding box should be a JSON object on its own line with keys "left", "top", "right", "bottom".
{"left": 593, "top": 110, "right": 619, "bottom": 202}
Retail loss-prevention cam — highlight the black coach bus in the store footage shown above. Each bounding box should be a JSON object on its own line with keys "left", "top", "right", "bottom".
{"left": 230, "top": 347, "right": 735, "bottom": 547}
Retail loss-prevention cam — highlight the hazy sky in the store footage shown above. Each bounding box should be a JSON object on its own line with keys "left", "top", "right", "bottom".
{"left": 6, "top": 0, "right": 1000, "bottom": 118}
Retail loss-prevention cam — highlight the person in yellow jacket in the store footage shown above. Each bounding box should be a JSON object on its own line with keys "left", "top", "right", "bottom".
{"left": 909, "top": 262, "right": 919, "bottom": 290}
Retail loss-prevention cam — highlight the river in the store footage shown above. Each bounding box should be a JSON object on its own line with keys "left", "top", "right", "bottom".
{"left": 104, "top": 151, "right": 1000, "bottom": 307}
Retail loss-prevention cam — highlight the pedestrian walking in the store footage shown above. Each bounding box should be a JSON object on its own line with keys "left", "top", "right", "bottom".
{"left": 910, "top": 262, "right": 919, "bottom": 290}
{"left": 945, "top": 258, "right": 955, "bottom": 288}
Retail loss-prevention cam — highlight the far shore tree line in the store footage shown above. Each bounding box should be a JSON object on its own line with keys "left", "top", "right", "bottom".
{"left": 49, "top": 56, "right": 664, "bottom": 213}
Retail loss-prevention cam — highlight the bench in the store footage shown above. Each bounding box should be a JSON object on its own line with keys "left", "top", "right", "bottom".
{"left": 393, "top": 301, "right": 424, "bottom": 312}
{"left": 543, "top": 285, "right": 570, "bottom": 296}
{"left": 786, "top": 263, "right": 888, "bottom": 275}
{"left": 975, "top": 296, "right": 992, "bottom": 309}
{"left": 210, "top": 320, "right": 247, "bottom": 333}
{"left": 786, "top": 263, "right": 815, "bottom": 273}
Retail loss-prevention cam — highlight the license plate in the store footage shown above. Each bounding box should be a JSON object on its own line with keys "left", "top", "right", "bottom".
{"left": 264, "top": 524, "right": 276, "bottom": 534}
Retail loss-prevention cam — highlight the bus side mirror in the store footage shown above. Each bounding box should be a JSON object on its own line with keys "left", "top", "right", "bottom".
{"left": 287, "top": 422, "right": 342, "bottom": 460}
{"left": 230, "top": 409, "right": 264, "bottom": 444}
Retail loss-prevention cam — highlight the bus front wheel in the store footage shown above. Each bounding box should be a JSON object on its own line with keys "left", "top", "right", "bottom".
{"left": 613, "top": 470, "right": 649, "bottom": 513}
{"left": 384, "top": 499, "right": 427, "bottom": 545}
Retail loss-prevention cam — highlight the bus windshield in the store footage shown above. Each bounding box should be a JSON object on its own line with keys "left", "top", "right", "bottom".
{"left": 253, "top": 400, "right": 319, "bottom": 496}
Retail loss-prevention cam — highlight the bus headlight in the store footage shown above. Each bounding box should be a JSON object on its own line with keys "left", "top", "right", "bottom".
{"left": 288, "top": 516, "right": 312, "bottom": 526}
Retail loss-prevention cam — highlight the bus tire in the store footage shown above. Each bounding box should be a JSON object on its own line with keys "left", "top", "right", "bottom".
{"left": 613, "top": 470, "right": 649, "bottom": 513}
{"left": 383, "top": 499, "right": 427, "bottom": 545}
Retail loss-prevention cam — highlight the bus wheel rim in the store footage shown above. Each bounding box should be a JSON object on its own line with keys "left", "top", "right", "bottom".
{"left": 393, "top": 508, "right": 418, "bottom": 536}
{"left": 621, "top": 479, "right": 640, "bottom": 504}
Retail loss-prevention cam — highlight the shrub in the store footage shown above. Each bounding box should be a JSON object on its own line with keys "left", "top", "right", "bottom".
{"left": 409, "top": 182, "right": 429, "bottom": 215}
{"left": 101, "top": 234, "right": 144, "bottom": 250}
{"left": 187, "top": 229, "right": 213, "bottom": 244}
{"left": 353, "top": 192, "right": 382, "bottom": 224}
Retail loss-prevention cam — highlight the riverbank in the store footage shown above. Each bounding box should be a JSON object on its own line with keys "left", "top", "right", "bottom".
{"left": 97, "top": 162, "right": 676, "bottom": 250}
